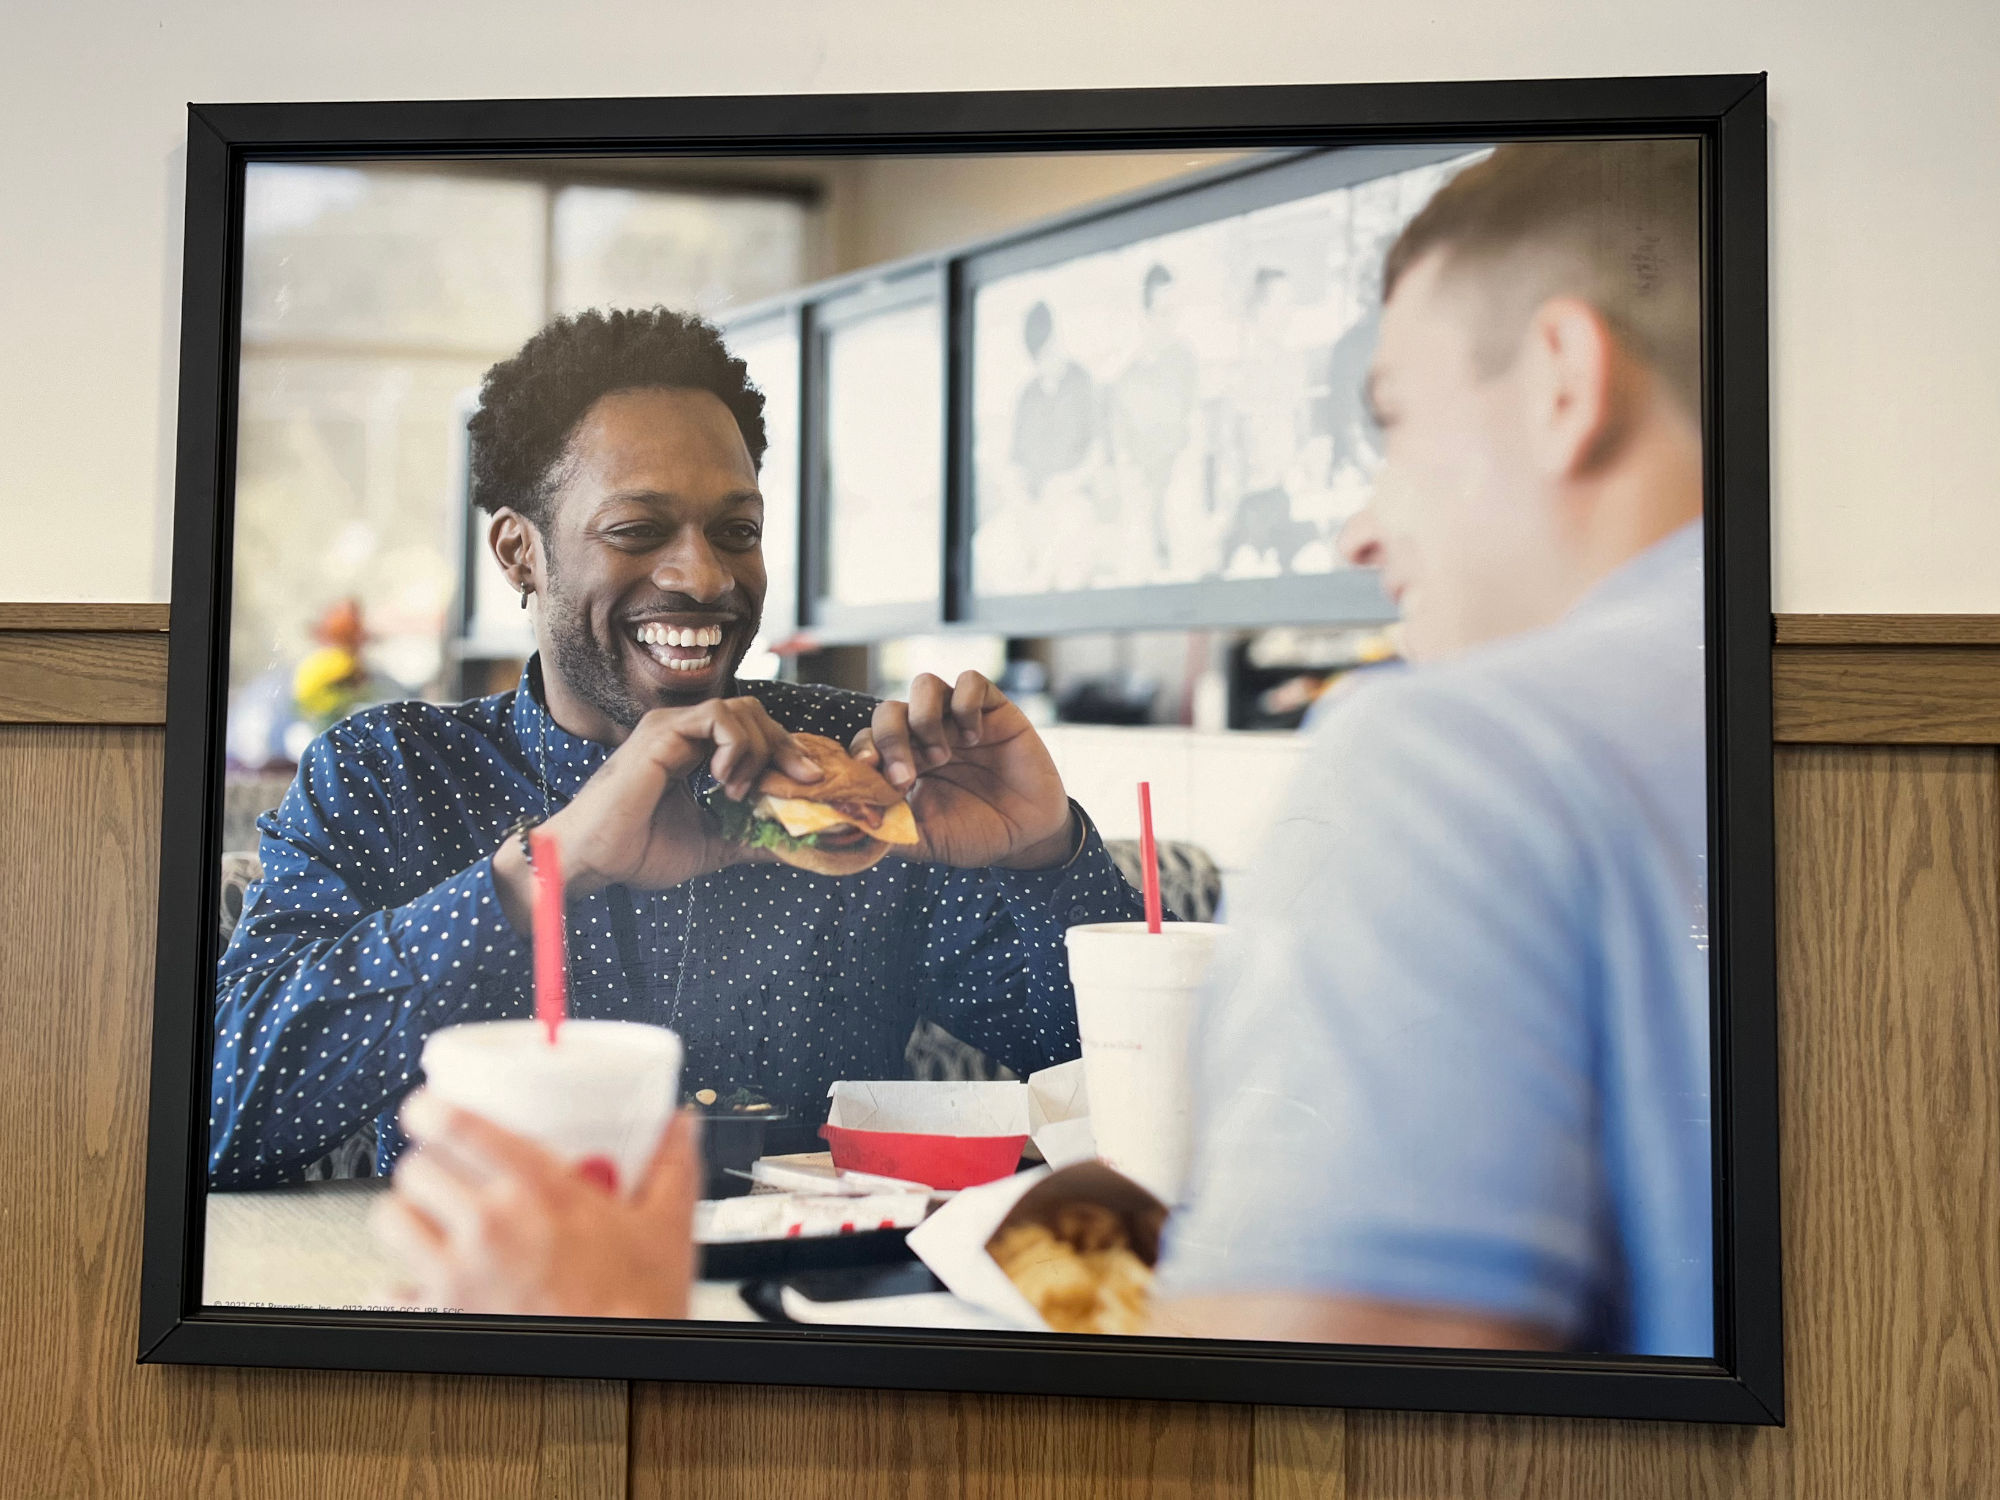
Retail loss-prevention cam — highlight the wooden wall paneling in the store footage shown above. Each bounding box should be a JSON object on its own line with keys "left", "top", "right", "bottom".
{"left": 0, "top": 726, "right": 629, "bottom": 1498}
{"left": 134, "top": 1369, "right": 628, "bottom": 1498}
{"left": 9, "top": 621, "right": 2000, "bottom": 1499}
{"left": 1251, "top": 1406, "right": 1345, "bottom": 1499}
{"left": 539, "top": 1377, "right": 634, "bottom": 1499}
{"left": 1340, "top": 1410, "right": 1784, "bottom": 1499}
{"left": 1767, "top": 745, "right": 1998, "bottom": 1499}
{"left": 0, "top": 631, "right": 170, "bottom": 724}
{"left": 628, "top": 1382, "right": 1253, "bottom": 1499}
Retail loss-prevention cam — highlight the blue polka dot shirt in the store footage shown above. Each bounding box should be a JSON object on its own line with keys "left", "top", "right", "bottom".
{"left": 209, "top": 661, "right": 1144, "bottom": 1188}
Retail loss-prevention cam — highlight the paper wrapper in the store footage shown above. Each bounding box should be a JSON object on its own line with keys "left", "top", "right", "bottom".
{"left": 747, "top": 1157, "right": 931, "bottom": 1197}
{"left": 695, "top": 1189, "right": 930, "bottom": 1244}
{"left": 821, "top": 1080, "right": 1030, "bottom": 1189}
{"left": 906, "top": 1161, "right": 1167, "bottom": 1332}
{"left": 1025, "top": 1058, "right": 1097, "bottom": 1169}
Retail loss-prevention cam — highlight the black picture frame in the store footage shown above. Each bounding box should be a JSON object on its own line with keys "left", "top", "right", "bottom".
{"left": 144, "top": 75, "right": 1779, "bottom": 1426}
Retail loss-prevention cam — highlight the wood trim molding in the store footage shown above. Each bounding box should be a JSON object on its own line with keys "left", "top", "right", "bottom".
{"left": 7, "top": 609, "right": 2000, "bottom": 742}
{"left": 0, "top": 602, "right": 169, "bottom": 632}
{"left": 0, "top": 605, "right": 173, "bottom": 723}
{"left": 1774, "top": 613, "right": 2000, "bottom": 646}
{"left": 19, "top": 607, "right": 1998, "bottom": 643}
{"left": 0, "top": 632, "right": 169, "bottom": 724}
{"left": 1772, "top": 646, "right": 2000, "bottom": 744}
{"left": 0, "top": 606, "right": 1989, "bottom": 645}
{"left": 0, "top": 607, "right": 170, "bottom": 725}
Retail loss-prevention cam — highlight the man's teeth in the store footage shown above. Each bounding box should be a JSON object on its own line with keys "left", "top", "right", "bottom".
{"left": 634, "top": 623, "right": 724, "bottom": 648}
{"left": 633, "top": 621, "right": 719, "bottom": 673}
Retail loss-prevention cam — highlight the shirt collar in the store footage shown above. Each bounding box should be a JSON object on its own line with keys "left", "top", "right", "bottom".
{"left": 508, "top": 656, "right": 611, "bottom": 803}
{"left": 508, "top": 655, "right": 740, "bottom": 805}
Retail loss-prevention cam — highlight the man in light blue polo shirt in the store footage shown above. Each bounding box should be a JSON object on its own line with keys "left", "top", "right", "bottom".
{"left": 1152, "top": 139, "right": 1713, "bottom": 1356}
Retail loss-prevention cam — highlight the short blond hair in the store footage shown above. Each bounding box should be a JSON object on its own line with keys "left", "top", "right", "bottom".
{"left": 1384, "top": 140, "right": 1702, "bottom": 415}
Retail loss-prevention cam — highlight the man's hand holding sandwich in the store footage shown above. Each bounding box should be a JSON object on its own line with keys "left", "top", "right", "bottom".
{"left": 848, "top": 666, "right": 1079, "bottom": 872}
{"left": 492, "top": 668, "right": 1078, "bottom": 928}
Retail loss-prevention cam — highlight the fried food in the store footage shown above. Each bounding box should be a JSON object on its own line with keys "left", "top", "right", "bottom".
{"left": 989, "top": 1200, "right": 1153, "bottom": 1335}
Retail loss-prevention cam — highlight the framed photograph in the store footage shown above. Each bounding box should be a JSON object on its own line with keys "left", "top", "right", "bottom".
{"left": 145, "top": 76, "right": 1778, "bottom": 1426}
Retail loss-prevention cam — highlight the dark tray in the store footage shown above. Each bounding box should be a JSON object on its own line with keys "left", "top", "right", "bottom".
{"left": 697, "top": 1226, "right": 917, "bottom": 1281}
{"left": 739, "top": 1260, "right": 946, "bottom": 1322}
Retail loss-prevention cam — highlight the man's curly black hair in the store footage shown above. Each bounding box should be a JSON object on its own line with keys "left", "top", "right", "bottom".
{"left": 467, "top": 306, "right": 768, "bottom": 529}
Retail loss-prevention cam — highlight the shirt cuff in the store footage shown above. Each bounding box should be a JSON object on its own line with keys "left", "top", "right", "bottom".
{"left": 988, "top": 801, "right": 1127, "bottom": 907}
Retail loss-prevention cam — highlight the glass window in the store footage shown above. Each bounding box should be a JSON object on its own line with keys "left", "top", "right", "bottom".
{"left": 241, "top": 165, "right": 547, "bottom": 351}
{"left": 822, "top": 299, "right": 945, "bottom": 612}
{"left": 553, "top": 185, "right": 810, "bottom": 319}
{"left": 231, "top": 354, "right": 492, "bottom": 695}
{"left": 725, "top": 314, "right": 804, "bottom": 658}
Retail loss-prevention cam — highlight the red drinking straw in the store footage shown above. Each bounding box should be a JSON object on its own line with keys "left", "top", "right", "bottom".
{"left": 1137, "top": 781, "right": 1163, "bottom": 934}
{"left": 529, "top": 828, "right": 568, "bottom": 1044}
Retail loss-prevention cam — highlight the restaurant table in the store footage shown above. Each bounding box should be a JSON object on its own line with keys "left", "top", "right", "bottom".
{"left": 205, "top": 1179, "right": 759, "bottom": 1320}
{"left": 202, "top": 1179, "right": 1007, "bottom": 1329}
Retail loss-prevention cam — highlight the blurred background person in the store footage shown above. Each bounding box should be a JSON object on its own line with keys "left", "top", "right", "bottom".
{"left": 1003, "top": 301, "right": 1105, "bottom": 591}
{"left": 1217, "top": 267, "right": 1318, "bottom": 576}
{"left": 1010, "top": 300, "right": 1097, "bottom": 499}
{"left": 226, "top": 596, "right": 382, "bottom": 771}
{"left": 1110, "top": 264, "right": 1200, "bottom": 577}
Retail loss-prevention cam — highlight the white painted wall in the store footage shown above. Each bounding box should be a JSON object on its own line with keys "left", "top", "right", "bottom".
{"left": 5, "top": 0, "right": 1996, "bottom": 610}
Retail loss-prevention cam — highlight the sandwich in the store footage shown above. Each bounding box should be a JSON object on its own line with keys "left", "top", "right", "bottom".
{"left": 706, "top": 732, "right": 920, "bottom": 876}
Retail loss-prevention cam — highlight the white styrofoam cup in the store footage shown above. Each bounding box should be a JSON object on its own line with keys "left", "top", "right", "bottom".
{"left": 419, "top": 1019, "right": 683, "bottom": 1197}
{"left": 1062, "top": 921, "right": 1222, "bottom": 1206}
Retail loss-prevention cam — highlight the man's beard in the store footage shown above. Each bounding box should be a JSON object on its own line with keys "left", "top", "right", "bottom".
{"left": 540, "top": 552, "right": 756, "bottom": 735}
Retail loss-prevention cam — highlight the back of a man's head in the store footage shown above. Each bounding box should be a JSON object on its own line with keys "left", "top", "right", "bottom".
{"left": 1384, "top": 140, "right": 1702, "bottom": 417}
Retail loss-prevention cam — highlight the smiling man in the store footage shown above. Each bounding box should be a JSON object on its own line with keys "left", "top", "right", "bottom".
{"left": 1151, "top": 139, "right": 1713, "bottom": 1357}
{"left": 211, "top": 307, "right": 1143, "bottom": 1191}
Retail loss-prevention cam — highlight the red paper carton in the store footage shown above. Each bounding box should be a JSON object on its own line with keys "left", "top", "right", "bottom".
{"left": 819, "top": 1080, "right": 1030, "bottom": 1190}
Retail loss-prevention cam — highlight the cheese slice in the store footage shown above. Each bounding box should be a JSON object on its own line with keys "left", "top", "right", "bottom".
{"left": 755, "top": 794, "right": 852, "bottom": 838}
{"left": 872, "top": 800, "right": 919, "bottom": 845}
{"left": 754, "top": 793, "right": 920, "bottom": 845}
